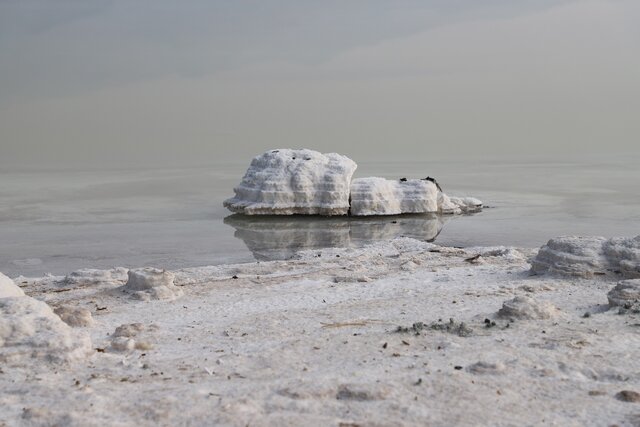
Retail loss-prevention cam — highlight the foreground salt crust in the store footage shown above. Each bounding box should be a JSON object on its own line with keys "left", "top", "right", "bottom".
{"left": 4, "top": 236, "right": 640, "bottom": 426}
{"left": 224, "top": 149, "right": 357, "bottom": 215}
{"left": 224, "top": 149, "right": 482, "bottom": 216}
{"left": 531, "top": 235, "right": 640, "bottom": 278}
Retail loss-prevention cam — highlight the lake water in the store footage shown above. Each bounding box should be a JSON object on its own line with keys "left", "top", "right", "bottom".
{"left": 1, "top": 156, "right": 639, "bottom": 277}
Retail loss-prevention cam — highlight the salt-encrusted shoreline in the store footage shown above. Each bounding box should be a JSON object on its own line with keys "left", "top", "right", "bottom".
{"left": 2, "top": 237, "right": 640, "bottom": 426}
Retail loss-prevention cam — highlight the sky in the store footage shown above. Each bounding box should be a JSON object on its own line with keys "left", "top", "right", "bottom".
{"left": 1, "top": 0, "right": 639, "bottom": 168}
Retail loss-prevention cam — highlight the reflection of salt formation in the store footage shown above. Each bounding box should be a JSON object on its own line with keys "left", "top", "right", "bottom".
{"left": 224, "top": 149, "right": 357, "bottom": 216}
{"left": 224, "top": 214, "right": 447, "bottom": 261}
{"left": 531, "top": 235, "right": 640, "bottom": 278}
{"left": 224, "top": 149, "right": 482, "bottom": 216}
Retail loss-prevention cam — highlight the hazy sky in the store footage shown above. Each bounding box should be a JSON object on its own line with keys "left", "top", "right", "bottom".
{"left": 1, "top": 0, "right": 639, "bottom": 167}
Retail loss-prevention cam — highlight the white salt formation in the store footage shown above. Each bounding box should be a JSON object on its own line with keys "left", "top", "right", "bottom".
{"left": 438, "top": 194, "right": 483, "bottom": 215}
{"left": 531, "top": 235, "right": 640, "bottom": 278}
{"left": 603, "top": 236, "right": 640, "bottom": 278}
{"left": 497, "top": 296, "right": 559, "bottom": 320}
{"left": 607, "top": 279, "right": 640, "bottom": 308}
{"left": 224, "top": 149, "right": 357, "bottom": 216}
{"left": 109, "top": 323, "right": 156, "bottom": 352}
{"left": 224, "top": 149, "right": 482, "bottom": 217}
{"left": 350, "top": 178, "right": 438, "bottom": 216}
{"left": 350, "top": 177, "right": 482, "bottom": 216}
{"left": 0, "top": 297, "right": 93, "bottom": 365}
{"left": 123, "top": 267, "right": 183, "bottom": 300}
{"left": 0, "top": 272, "right": 24, "bottom": 298}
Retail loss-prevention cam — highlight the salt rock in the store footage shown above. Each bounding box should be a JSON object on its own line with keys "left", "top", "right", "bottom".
{"left": 603, "top": 236, "right": 640, "bottom": 279}
{"left": 607, "top": 279, "right": 640, "bottom": 308}
{"left": 109, "top": 323, "right": 156, "bottom": 352}
{"left": 349, "top": 177, "right": 438, "bottom": 216}
{"left": 438, "top": 193, "right": 483, "bottom": 215}
{"left": 0, "top": 272, "right": 25, "bottom": 298}
{"left": 123, "top": 268, "right": 182, "bottom": 301}
{"left": 0, "top": 297, "right": 93, "bottom": 365}
{"left": 530, "top": 236, "right": 609, "bottom": 278}
{"left": 224, "top": 149, "right": 357, "bottom": 216}
{"left": 497, "top": 296, "right": 559, "bottom": 320}
{"left": 531, "top": 235, "right": 640, "bottom": 278}
{"left": 53, "top": 306, "right": 94, "bottom": 327}
{"left": 349, "top": 177, "right": 482, "bottom": 216}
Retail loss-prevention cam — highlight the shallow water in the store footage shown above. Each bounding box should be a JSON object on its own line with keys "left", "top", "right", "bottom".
{"left": 1, "top": 156, "right": 639, "bottom": 276}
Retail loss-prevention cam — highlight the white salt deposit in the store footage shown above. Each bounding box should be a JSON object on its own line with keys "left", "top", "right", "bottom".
{"left": 607, "top": 279, "right": 640, "bottom": 308}
{"left": 123, "top": 267, "right": 183, "bottom": 300}
{"left": 224, "top": 149, "right": 482, "bottom": 217}
{"left": 439, "top": 194, "right": 484, "bottom": 215}
{"left": 497, "top": 296, "right": 559, "bottom": 320}
{"left": 224, "top": 149, "right": 357, "bottom": 215}
{"left": 3, "top": 236, "right": 640, "bottom": 426}
{"left": 0, "top": 272, "right": 24, "bottom": 298}
{"left": 532, "top": 235, "right": 640, "bottom": 278}
{"left": 0, "top": 297, "right": 92, "bottom": 365}
{"left": 347, "top": 177, "right": 481, "bottom": 216}
{"left": 349, "top": 177, "right": 438, "bottom": 216}
{"left": 109, "top": 323, "right": 156, "bottom": 352}
{"left": 603, "top": 236, "right": 640, "bottom": 279}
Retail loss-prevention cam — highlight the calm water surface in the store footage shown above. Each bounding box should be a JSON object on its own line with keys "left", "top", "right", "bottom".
{"left": 1, "top": 157, "right": 639, "bottom": 276}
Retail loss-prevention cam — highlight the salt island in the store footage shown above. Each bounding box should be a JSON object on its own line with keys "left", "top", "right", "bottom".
{"left": 223, "top": 149, "right": 482, "bottom": 216}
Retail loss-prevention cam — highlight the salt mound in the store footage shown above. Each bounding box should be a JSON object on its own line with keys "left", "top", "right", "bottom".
{"left": 0, "top": 272, "right": 24, "bottom": 298}
{"left": 0, "top": 297, "right": 93, "bottom": 365}
{"left": 109, "top": 323, "right": 156, "bottom": 352}
{"left": 439, "top": 194, "right": 483, "bottom": 215}
{"left": 531, "top": 235, "right": 640, "bottom": 278}
{"left": 530, "top": 236, "right": 609, "bottom": 278}
{"left": 607, "top": 279, "right": 640, "bottom": 308}
{"left": 123, "top": 268, "right": 183, "bottom": 301}
{"left": 224, "top": 149, "right": 357, "bottom": 216}
{"left": 497, "top": 296, "right": 559, "bottom": 320}
{"left": 350, "top": 178, "right": 438, "bottom": 216}
{"left": 603, "top": 236, "right": 640, "bottom": 278}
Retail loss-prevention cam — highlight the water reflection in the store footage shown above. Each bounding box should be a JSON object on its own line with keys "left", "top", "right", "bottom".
{"left": 223, "top": 213, "right": 450, "bottom": 261}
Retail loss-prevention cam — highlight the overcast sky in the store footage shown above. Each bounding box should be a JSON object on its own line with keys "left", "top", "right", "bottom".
{"left": 1, "top": 0, "right": 639, "bottom": 167}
